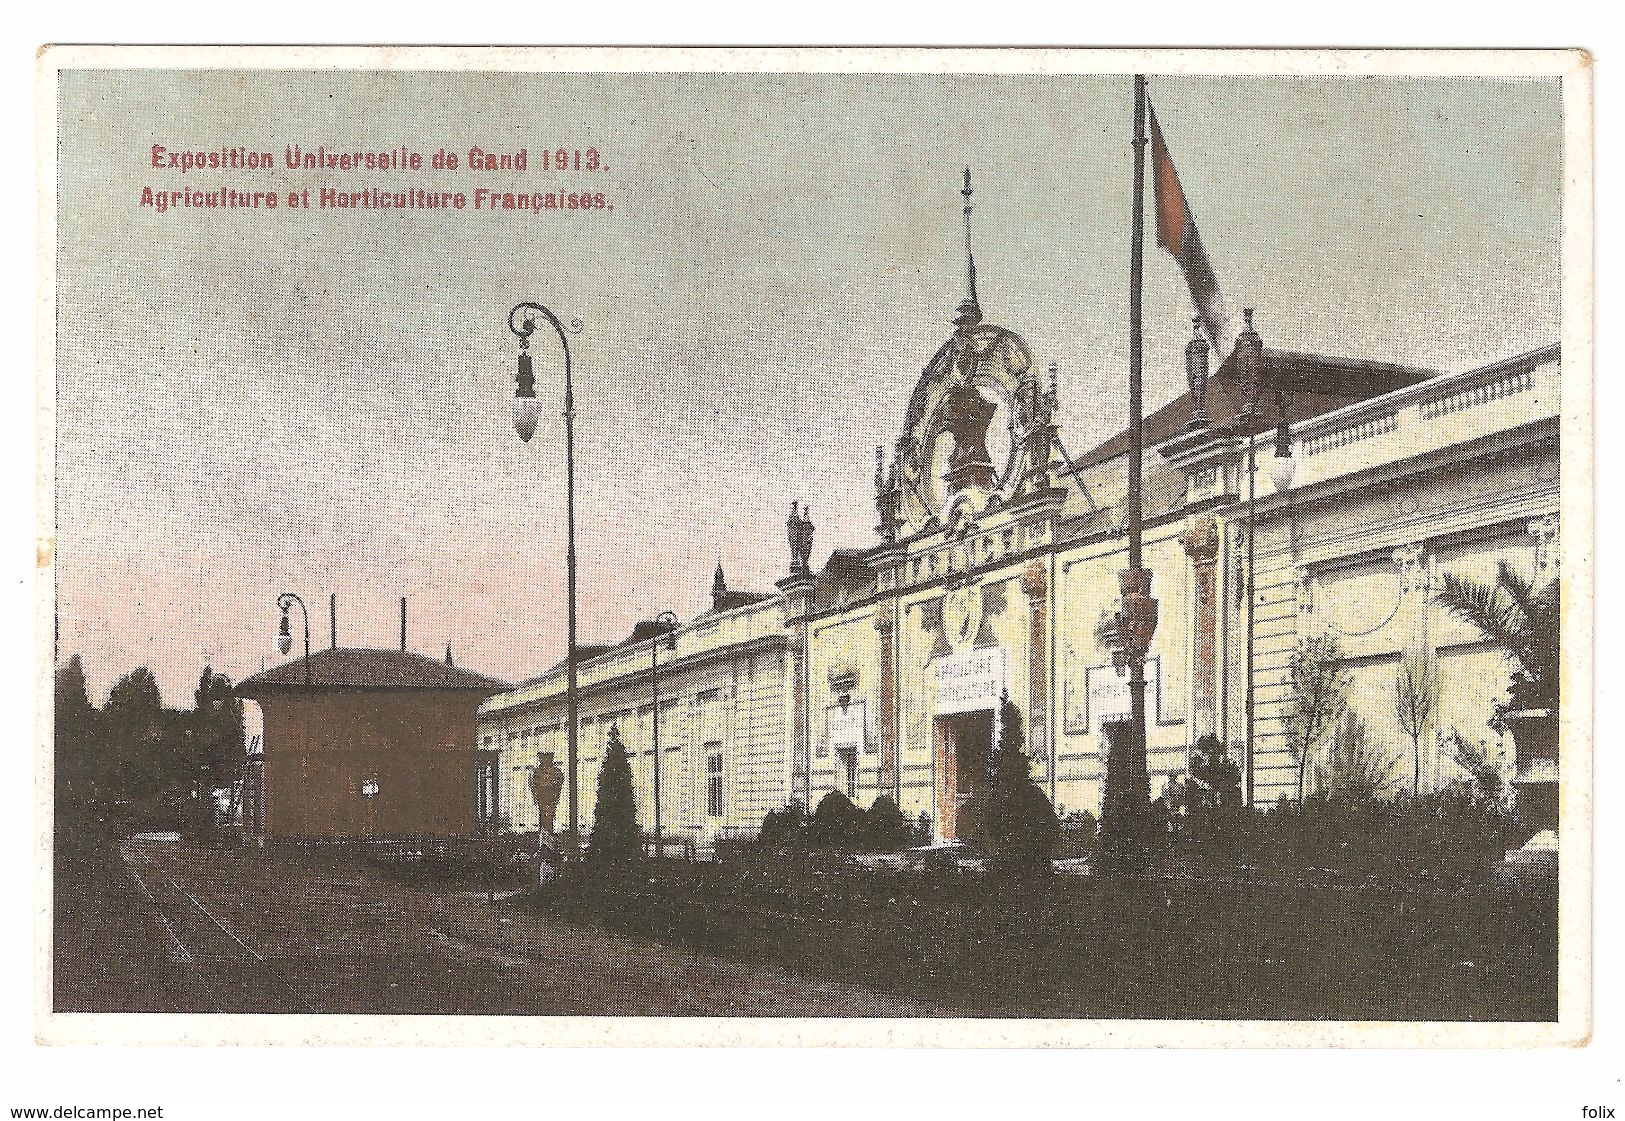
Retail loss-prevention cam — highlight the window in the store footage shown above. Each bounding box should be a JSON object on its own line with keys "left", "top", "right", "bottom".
{"left": 475, "top": 753, "right": 499, "bottom": 824}
{"left": 706, "top": 747, "right": 724, "bottom": 818}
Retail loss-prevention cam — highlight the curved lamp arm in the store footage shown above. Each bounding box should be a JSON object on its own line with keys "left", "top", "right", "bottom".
{"left": 276, "top": 592, "right": 312, "bottom": 685}
{"left": 653, "top": 609, "right": 679, "bottom": 652}
{"left": 508, "top": 302, "right": 584, "bottom": 443}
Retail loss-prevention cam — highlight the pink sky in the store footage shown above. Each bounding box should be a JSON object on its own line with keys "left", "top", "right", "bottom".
{"left": 51, "top": 70, "right": 1561, "bottom": 705}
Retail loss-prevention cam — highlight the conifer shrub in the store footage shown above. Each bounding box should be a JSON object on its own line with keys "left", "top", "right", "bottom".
{"left": 958, "top": 693, "right": 1059, "bottom": 875}
{"left": 587, "top": 724, "right": 641, "bottom": 868}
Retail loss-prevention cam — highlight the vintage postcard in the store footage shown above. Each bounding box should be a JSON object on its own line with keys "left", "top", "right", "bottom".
{"left": 36, "top": 46, "right": 1592, "bottom": 1047}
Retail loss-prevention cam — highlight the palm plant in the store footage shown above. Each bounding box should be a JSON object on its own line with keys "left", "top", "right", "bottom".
{"left": 1435, "top": 561, "right": 1560, "bottom": 714}
{"left": 1317, "top": 710, "right": 1401, "bottom": 803}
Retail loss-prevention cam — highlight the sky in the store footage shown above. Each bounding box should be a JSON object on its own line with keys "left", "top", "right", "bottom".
{"left": 51, "top": 68, "right": 1563, "bottom": 706}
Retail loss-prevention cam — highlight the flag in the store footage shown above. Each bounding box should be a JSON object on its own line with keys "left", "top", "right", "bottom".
{"left": 1150, "top": 101, "right": 1238, "bottom": 362}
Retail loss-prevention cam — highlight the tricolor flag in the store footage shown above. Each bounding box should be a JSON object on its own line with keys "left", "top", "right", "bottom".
{"left": 1150, "top": 102, "right": 1239, "bottom": 362}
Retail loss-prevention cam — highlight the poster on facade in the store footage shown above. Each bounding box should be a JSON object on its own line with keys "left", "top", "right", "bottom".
{"left": 36, "top": 46, "right": 1591, "bottom": 1049}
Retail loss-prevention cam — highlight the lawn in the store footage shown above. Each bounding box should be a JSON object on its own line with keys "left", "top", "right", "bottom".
{"left": 528, "top": 857, "right": 1558, "bottom": 1020}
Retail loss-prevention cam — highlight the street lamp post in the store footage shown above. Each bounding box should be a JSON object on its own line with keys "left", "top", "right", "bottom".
{"left": 507, "top": 300, "right": 584, "bottom": 857}
{"left": 1233, "top": 310, "right": 1297, "bottom": 805}
{"left": 275, "top": 593, "right": 311, "bottom": 685}
{"left": 647, "top": 610, "right": 679, "bottom": 859}
{"left": 1233, "top": 309, "right": 1264, "bottom": 806}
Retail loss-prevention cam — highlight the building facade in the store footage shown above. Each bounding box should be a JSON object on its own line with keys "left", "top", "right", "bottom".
{"left": 479, "top": 568, "right": 791, "bottom": 846}
{"left": 478, "top": 193, "right": 1561, "bottom": 849}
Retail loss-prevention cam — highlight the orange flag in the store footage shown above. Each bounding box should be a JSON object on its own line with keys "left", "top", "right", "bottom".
{"left": 1150, "top": 101, "right": 1238, "bottom": 362}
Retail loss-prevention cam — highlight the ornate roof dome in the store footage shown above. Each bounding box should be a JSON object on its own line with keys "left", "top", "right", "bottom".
{"left": 876, "top": 171, "right": 1048, "bottom": 539}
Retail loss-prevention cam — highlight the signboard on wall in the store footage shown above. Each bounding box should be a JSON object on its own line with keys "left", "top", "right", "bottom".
{"left": 934, "top": 646, "right": 1008, "bottom": 715}
{"left": 828, "top": 701, "right": 867, "bottom": 755}
{"left": 1084, "top": 656, "right": 1162, "bottom": 729}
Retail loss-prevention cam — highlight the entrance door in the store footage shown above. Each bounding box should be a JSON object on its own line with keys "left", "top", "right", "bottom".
{"left": 933, "top": 710, "right": 994, "bottom": 841}
{"left": 836, "top": 747, "right": 858, "bottom": 799}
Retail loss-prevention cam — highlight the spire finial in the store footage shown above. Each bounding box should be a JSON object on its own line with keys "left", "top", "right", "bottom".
{"left": 954, "top": 168, "right": 982, "bottom": 328}
{"left": 962, "top": 168, "right": 978, "bottom": 306}
{"left": 712, "top": 559, "right": 728, "bottom": 609}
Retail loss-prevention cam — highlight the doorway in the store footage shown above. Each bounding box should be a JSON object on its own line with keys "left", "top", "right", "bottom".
{"left": 933, "top": 709, "right": 994, "bottom": 841}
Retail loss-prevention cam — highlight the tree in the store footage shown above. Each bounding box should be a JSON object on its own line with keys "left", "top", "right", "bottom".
{"left": 54, "top": 655, "right": 102, "bottom": 820}
{"left": 1099, "top": 715, "right": 1153, "bottom": 873}
{"left": 587, "top": 724, "right": 640, "bottom": 867}
{"left": 1435, "top": 561, "right": 1559, "bottom": 714}
{"left": 193, "top": 667, "right": 246, "bottom": 812}
{"left": 962, "top": 692, "right": 1058, "bottom": 875}
{"left": 55, "top": 654, "right": 94, "bottom": 725}
{"left": 102, "top": 666, "right": 170, "bottom": 806}
{"left": 1285, "top": 635, "right": 1351, "bottom": 803}
{"left": 1393, "top": 645, "right": 1439, "bottom": 796}
{"left": 1318, "top": 710, "right": 1400, "bottom": 803}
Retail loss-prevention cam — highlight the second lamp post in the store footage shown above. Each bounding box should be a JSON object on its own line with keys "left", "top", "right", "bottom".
{"left": 275, "top": 592, "right": 311, "bottom": 685}
{"left": 646, "top": 610, "right": 679, "bottom": 858}
{"left": 1231, "top": 308, "right": 1297, "bottom": 806}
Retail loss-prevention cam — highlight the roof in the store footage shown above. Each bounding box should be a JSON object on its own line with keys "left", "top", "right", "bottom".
{"left": 812, "top": 548, "right": 876, "bottom": 612}
{"left": 706, "top": 589, "right": 776, "bottom": 615}
{"left": 519, "top": 644, "right": 617, "bottom": 684}
{"left": 1067, "top": 348, "right": 1434, "bottom": 473}
{"left": 236, "top": 647, "right": 509, "bottom": 697}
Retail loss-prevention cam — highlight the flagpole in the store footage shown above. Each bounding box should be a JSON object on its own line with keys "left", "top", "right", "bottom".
{"left": 1101, "top": 73, "right": 1158, "bottom": 871}
{"left": 1128, "top": 73, "right": 1151, "bottom": 837}
{"left": 1129, "top": 75, "right": 1145, "bottom": 576}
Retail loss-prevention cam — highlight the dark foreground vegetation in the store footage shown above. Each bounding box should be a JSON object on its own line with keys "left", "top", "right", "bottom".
{"left": 528, "top": 859, "right": 1557, "bottom": 1020}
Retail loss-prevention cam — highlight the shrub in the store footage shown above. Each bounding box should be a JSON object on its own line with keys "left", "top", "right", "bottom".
{"left": 764, "top": 794, "right": 919, "bottom": 854}
{"left": 1199, "top": 778, "right": 1519, "bottom": 886}
{"left": 759, "top": 800, "right": 809, "bottom": 848}
{"left": 808, "top": 790, "right": 865, "bottom": 850}
{"left": 1056, "top": 809, "right": 1098, "bottom": 860}
{"left": 1318, "top": 711, "right": 1401, "bottom": 802}
{"left": 1182, "top": 736, "right": 1246, "bottom": 846}
{"left": 1398, "top": 782, "right": 1518, "bottom": 876}
{"left": 1449, "top": 732, "right": 1510, "bottom": 804}
{"left": 1188, "top": 735, "right": 1242, "bottom": 810}
{"left": 863, "top": 795, "right": 912, "bottom": 852}
{"left": 1395, "top": 738, "right": 1519, "bottom": 875}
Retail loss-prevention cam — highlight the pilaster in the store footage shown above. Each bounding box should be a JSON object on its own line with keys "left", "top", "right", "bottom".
{"left": 1181, "top": 515, "right": 1221, "bottom": 739}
